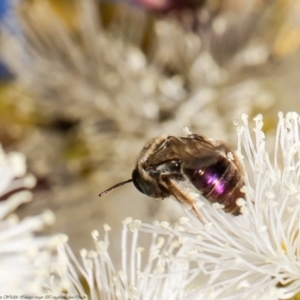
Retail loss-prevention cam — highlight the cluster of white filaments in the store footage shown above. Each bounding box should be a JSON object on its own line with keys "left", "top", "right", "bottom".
{"left": 54, "top": 218, "right": 196, "bottom": 299}
{"left": 51, "top": 112, "right": 300, "bottom": 299}
{"left": 0, "top": 145, "right": 59, "bottom": 293}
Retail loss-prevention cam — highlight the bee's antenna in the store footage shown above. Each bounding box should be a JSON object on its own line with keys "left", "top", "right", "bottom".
{"left": 99, "top": 179, "right": 133, "bottom": 197}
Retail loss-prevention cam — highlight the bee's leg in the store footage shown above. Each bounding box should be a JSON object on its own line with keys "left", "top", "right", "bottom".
{"left": 191, "top": 203, "right": 205, "bottom": 224}
{"left": 164, "top": 178, "right": 205, "bottom": 223}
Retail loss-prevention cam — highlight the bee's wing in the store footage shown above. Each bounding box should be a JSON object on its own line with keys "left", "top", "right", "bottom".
{"left": 147, "top": 134, "right": 226, "bottom": 169}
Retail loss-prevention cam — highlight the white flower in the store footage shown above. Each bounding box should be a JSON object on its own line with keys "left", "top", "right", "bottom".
{"left": 52, "top": 218, "right": 194, "bottom": 299}
{"left": 0, "top": 145, "right": 59, "bottom": 294}
{"left": 141, "top": 112, "right": 300, "bottom": 299}
{"left": 51, "top": 112, "right": 300, "bottom": 299}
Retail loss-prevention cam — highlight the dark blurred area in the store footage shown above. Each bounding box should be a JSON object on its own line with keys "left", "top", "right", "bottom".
{"left": 1, "top": 0, "right": 300, "bottom": 255}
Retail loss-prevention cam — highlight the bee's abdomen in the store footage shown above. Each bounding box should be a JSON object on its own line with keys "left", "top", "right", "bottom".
{"left": 184, "top": 158, "right": 245, "bottom": 215}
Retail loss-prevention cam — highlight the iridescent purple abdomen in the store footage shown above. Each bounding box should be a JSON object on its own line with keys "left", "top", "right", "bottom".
{"left": 184, "top": 158, "right": 244, "bottom": 215}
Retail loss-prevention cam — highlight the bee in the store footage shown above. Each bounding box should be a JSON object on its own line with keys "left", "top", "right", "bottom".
{"left": 99, "top": 133, "right": 245, "bottom": 219}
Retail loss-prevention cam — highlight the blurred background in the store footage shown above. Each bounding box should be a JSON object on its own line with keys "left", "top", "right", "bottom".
{"left": 0, "top": 0, "right": 300, "bottom": 256}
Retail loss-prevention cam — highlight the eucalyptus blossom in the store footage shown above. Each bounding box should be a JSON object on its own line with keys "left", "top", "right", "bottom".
{"left": 50, "top": 112, "right": 300, "bottom": 299}
{"left": 0, "top": 145, "right": 59, "bottom": 294}
{"left": 141, "top": 112, "right": 300, "bottom": 299}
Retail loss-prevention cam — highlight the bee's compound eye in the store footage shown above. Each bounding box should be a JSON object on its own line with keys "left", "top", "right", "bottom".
{"left": 132, "top": 168, "right": 146, "bottom": 194}
{"left": 131, "top": 168, "right": 161, "bottom": 197}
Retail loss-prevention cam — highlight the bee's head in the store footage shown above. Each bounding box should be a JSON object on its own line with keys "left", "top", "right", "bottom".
{"left": 132, "top": 160, "right": 181, "bottom": 198}
{"left": 131, "top": 168, "right": 164, "bottom": 198}
{"left": 99, "top": 164, "right": 175, "bottom": 199}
